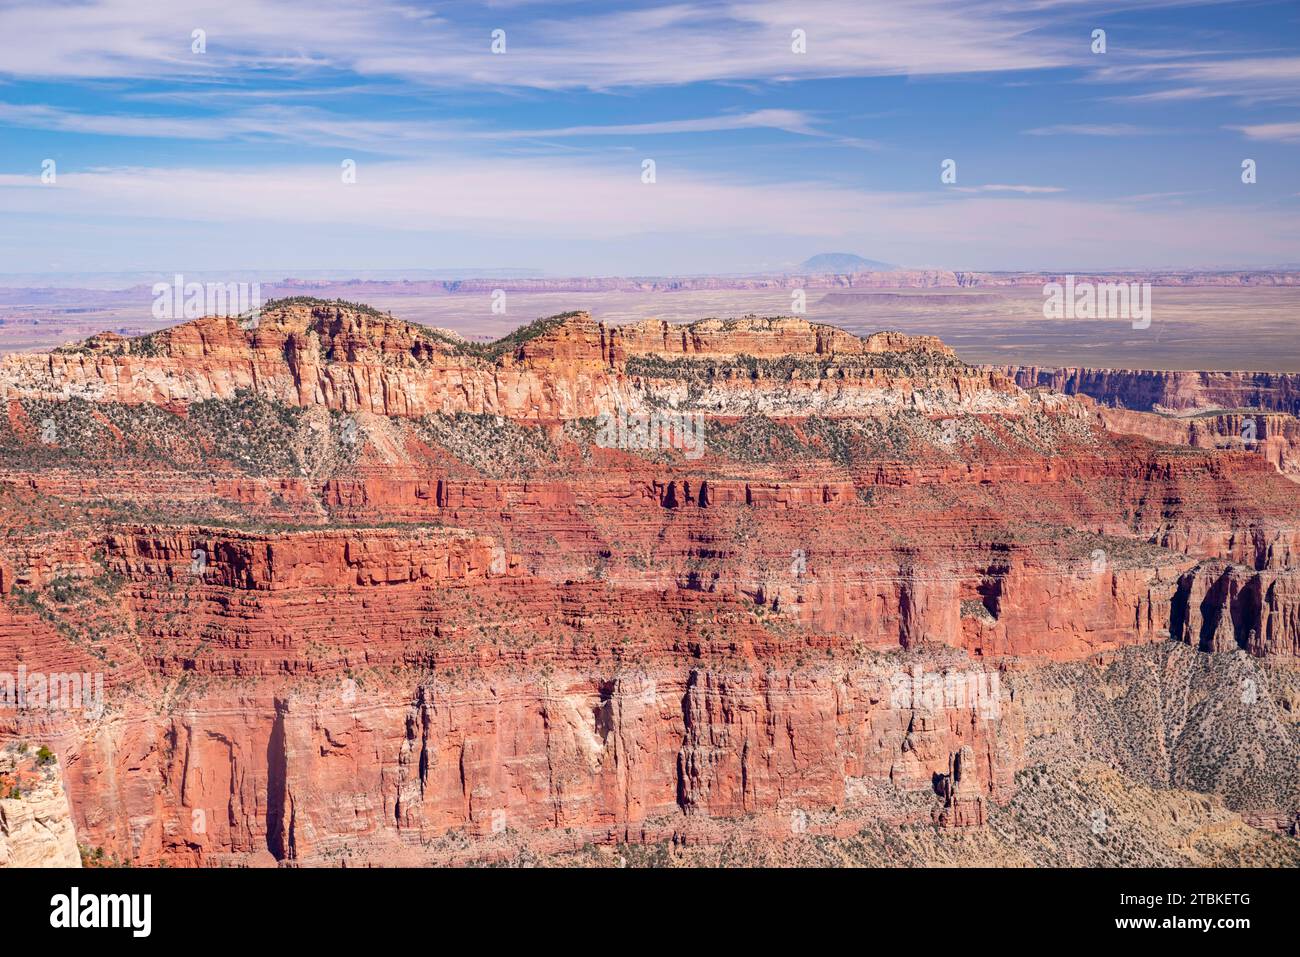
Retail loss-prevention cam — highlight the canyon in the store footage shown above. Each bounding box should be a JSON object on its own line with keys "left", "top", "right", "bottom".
{"left": 0, "top": 298, "right": 1296, "bottom": 866}
{"left": 1000, "top": 365, "right": 1300, "bottom": 416}
{"left": 997, "top": 366, "right": 1300, "bottom": 482}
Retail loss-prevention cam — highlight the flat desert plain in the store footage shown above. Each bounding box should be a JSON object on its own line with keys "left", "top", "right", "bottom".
{"left": 1, "top": 284, "right": 1297, "bottom": 371}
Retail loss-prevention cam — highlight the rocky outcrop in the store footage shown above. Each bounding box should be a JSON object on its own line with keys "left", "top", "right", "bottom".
{"left": 994, "top": 364, "right": 1300, "bottom": 480}
{"left": 2, "top": 305, "right": 1010, "bottom": 420}
{"left": 1000, "top": 366, "right": 1300, "bottom": 415}
{"left": 615, "top": 317, "right": 956, "bottom": 360}
{"left": 0, "top": 745, "right": 81, "bottom": 867}
{"left": 1099, "top": 407, "right": 1300, "bottom": 478}
{"left": 1172, "top": 560, "right": 1300, "bottom": 657}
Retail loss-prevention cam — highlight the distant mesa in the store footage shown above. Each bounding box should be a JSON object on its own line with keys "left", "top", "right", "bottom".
{"left": 799, "top": 253, "right": 895, "bottom": 274}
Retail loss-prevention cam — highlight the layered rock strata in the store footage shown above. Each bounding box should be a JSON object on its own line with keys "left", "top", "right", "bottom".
{"left": 0, "top": 301, "right": 1295, "bottom": 866}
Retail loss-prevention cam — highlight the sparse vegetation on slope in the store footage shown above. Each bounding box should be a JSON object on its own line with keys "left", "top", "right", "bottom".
{"left": 262, "top": 296, "right": 390, "bottom": 319}
{"left": 412, "top": 412, "right": 558, "bottom": 478}
{"left": 626, "top": 351, "right": 968, "bottom": 383}
{"left": 413, "top": 311, "right": 585, "bottom": 361}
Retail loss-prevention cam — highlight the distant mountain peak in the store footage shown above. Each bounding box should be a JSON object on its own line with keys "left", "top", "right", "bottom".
{"left": 799, "top": 253, "right": 894, "bottom": 273}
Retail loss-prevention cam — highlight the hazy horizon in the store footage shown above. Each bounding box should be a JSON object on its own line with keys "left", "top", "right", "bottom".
{"left": 4, "top": 259, "right": 1300, "bottom": 291}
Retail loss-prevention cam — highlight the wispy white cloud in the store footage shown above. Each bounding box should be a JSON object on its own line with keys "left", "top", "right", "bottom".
{"left": 1095, "top": 56, "right": 1300, "bottom": 105}
{"left": 0, "top": 0, "right": 1079, "bottom": 89}
{"left": 0, "top": 101, "right": 460, "bottom": 152}
{"left": 0, "top": 102, "right": 235, "bottom": 140}
{"left": 12, "top": 0, "right": 1283, "bottom": 103}
{"left": 0, "top": 0, "right": 423, "bottom": 81}
{"left": 0, "top": 101, "right": 831, "bottom": 152}
{"left": 1115, "top": 190, "right": 1202, "bottom": 203}
{"left": 491, "top": 109, "right": 827, "bottom": 138}
{"left": 1023, "top": 123, "right": 1150, "bottom": 136}
{"left": 1109, "top": 85, "right": 1216, "bottom": 103}
{"left": 1226, "top": 121, "right": 1300, "bottom": 143}
{"left": 950, "top": 184, "right": 1066, "bottom": 194}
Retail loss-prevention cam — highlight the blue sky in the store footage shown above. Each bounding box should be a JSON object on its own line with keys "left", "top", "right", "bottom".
{"left": 0, "top": 0, "right": 1298, "bottom": 276}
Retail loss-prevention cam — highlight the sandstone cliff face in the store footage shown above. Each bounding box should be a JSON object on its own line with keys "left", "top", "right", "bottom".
{"left": 1001, "top": 364, "right": 1300, "bottom": 480}
{"left": 1000, "top": 365, "right": 1300, "bottom": 415}
{"left": 50, "top": 656, "right": 1016, "bottom": 865}
{"left": 615, "top": 317, "right": 955, "bottom": 360}
{"left": 1, "top": 305, "right": 1022, "bottom": 420}
{"left": 1171, "top": 560, "right": 1300, "bottom": 657}
{"left": 0, "top": 746, "right": 81, "bottom": 867}
{"left": 0, "top": 300, "right": 1297, "bottom": 866}
{"left": 1099, "top": 407, "right": 1300, "bottom": 479}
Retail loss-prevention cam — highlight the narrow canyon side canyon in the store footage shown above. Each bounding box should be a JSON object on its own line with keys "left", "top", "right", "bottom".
{"left": 0, "top": 299, "right": 1296, "bottom": 866}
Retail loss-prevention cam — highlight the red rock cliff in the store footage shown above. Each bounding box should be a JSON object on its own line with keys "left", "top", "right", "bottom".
{"left": 0, "top": 299, "right": 1296, "bottom": 866}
